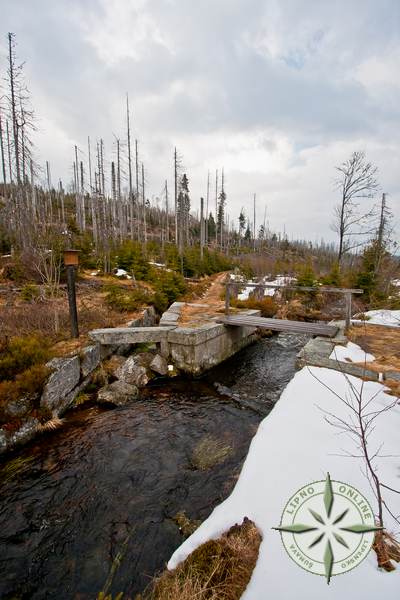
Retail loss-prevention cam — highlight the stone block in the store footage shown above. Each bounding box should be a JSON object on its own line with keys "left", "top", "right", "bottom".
{"left": 150, "top": 354, "right": 168, "bottom": 375}
{"left": 80, "top": 345, "right": 101, "bottom": 377}
{"left": 41, "top": 356, "right": 80, "bottom": 412}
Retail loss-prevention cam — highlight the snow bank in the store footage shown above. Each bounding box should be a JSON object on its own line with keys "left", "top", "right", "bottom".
{"left": 237, "top": 275, "right": 297, "bottom": 300}
{"left": 329, "top": 341, "right": 375, "bottom": 363}
{"left": 114, "top": 268, "right": 132, "bottom": 279}
{"left": 354, "top": 309, "right": 400, "bottom": 328}
{"left": 168, "top": 367, "right": 400, "bottom": 599}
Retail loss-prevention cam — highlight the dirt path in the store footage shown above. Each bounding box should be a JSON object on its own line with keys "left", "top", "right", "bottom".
{"left": 179, "top": 272, "right": 229, "bottom": 324}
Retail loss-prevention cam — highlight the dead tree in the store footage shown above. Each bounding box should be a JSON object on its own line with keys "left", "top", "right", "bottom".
{"left": 0, "top": 110, "right": 7, "bottom": 194}
{"left": 333, "top": 151, "right": 379, "bottom": 263}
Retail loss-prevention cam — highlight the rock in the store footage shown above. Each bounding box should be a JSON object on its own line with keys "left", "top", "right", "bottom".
{"left": 115, "top": 354, "right": 154, "bottom": 387}
{"left": 134, "top": 352, "right": 155, "bottom": 368}
{"left": 0, "top": 429, "right": 7, "bottom": 454}
{"left": 80, "top": 345, "right": 101, "bottom": 378}
{"left": 150, "top": 354, "right": 168, "bottom": 376}
{"left": 3, "top": 397, "right": 33, "bottom": 418}
{"left": 41, "top": 356, "right": 80, "bottom": 412}
{"left": 141, "top": 306, "right": 157, "bottom": 327}
{"left": 8, "top": 417, "right": 40, "bottom": 448}
{"left": 103, "top": 355, "right": 127, "bottom": 377}
{"left": 97, "top": 381, "right": 138, "bottom": 406}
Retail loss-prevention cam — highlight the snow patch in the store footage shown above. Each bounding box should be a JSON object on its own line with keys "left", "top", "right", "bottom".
{"left": 168, "top": 367, "right": 400, "bottom": 599}
{"left": 329, "top": 341, "right": 375, "bottom": 363}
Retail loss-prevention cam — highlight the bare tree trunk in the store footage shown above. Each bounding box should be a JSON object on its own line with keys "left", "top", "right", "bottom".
{"left": 205, "top": 170, "right": 209, "bottom": 245}
{"left": 142, "top": 163, "right": 147, "bottom": 245}
{"left": 215, "top": 169, "right": 218, "bottom": 244}
{"left": 200, "top": 196, "right": 204, "bottom": 260}
{"left": 8, "top": 33, "right": 21, "bottom": 184}
{"left": 165, "top": 179, "right": 169, "bottom": 242}
{"left": 135, "top": 139, "right": 139, "bottom": 240}
{"left": 174, "top": 147, "right": 178, "bottom": 244}
{"left": 6, "top": 120, "right": 13, "bottom": 183}
{"left": 0, "top": 111, "right": 7, "bottom": 195}
{"left": 253, "top": 192, "right": 256, "bottom": 252}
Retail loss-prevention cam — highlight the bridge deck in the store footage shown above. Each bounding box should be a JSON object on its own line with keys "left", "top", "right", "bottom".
{"left": 217, "top": 315, "right": 338, "bottom": 337}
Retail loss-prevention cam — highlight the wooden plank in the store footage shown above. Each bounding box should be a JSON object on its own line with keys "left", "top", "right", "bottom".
{"left": 218, "top": 315, "right": 338, "bottom": 337}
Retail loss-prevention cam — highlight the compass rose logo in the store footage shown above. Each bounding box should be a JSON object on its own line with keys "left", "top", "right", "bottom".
{"left": 274, "top": 473, "right": 381, "bottom": 583}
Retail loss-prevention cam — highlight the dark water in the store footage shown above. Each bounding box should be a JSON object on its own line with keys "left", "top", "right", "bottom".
{"left": 0, "top": 333, "right": 308, "bottom": 600}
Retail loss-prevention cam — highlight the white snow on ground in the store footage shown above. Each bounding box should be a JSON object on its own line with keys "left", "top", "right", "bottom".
{"left": 237, "top": 275, "right": 297, "bottom": 300}
{"left": 391, "top": 279, "right": 400, "bottom": 287}
{"left": 168, "top": 367, "right": 400, "bottom": 599}
{"left": 329, "top": 341, "right": 375, "bottom": 363}
{"left": 353, "top": 309, "right": 400, "bottom": 328}
{"left": 114, "top": 268, "right": 132, "bottom": 279}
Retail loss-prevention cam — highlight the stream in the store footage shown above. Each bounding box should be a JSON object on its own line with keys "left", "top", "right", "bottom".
{"left": 0, "top": 333, "right": 308, "bottom": 600}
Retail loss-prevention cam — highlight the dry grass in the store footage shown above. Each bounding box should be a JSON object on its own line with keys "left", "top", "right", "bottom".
{"left": 348, "top": 324, "right": 400, "bottom": 397}
{"left": 191, "top": 435, "right": 233, "bottom": 470}
{"left": 373, "top": 530, "right": 400, "bottom": 572}
{"left": 137, "top": 517, "right": 261, "bottom": 600}
{"left": 348, "top": 324, "right": 400, "bottom": 372}
{"left": 36, "top": 416, "right": 64, "bottom": 432}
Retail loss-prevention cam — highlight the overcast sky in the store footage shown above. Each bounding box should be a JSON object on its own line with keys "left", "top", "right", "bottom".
{"left": 1, "top": 0, "right": 399, "bottom": 244}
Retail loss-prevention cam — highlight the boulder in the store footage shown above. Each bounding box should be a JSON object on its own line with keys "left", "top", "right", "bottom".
{"left": 3, "top": 397, "right": 33, "bottom": 418}
{"left": 97, "top": 381, "right": 138, "bottom": 406}
{"left": 80, "top": 345, "right": 101, "bottom": 378}
{"left": 115, "top": 353, "right": 155, "bottom": 387}
{"left": 41, "top": 356, "right": 81, "bottom": 412}
{"left": 0, "top": 429, "right": 7, "bottom": 454}
{"left": 115, "top": 356, "right": 151, "bottom": 387}
{"left": 150, "top": 354, "right": 168, "bottom": 376}
{"left": 103, "top": 355, "right": 127, "bottom": 377}
{"left": 8, "top": 417, "right": 40, "bottom": 448}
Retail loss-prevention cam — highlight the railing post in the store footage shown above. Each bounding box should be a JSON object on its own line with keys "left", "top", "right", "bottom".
{"left": 225, "top": 283, "right": 231, "bottom": 315}
{"left": 345, "top": 292, "right": 352, "bottom": 330}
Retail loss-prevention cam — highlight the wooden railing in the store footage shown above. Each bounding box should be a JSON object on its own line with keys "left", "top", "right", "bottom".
{"left": 224, "top": 281, "right": 363, "bottom": 329}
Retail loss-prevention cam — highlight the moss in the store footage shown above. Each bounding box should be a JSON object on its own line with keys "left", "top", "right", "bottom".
{"left": 0, "top": 334, "right": 51, "bottom": 382}
{"left": 0, "top": 454, "right": 35, "bottom": 484}
{"left": 191, "top": 435, "right": 232, "bottom": 470}
{"left": 173, "top": 511, "right": 202, "bottom": 538}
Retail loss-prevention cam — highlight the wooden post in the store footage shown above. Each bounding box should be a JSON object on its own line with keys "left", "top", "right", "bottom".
{"left": 66, "top": 266, "right": 79, "bottom": 338}
{"left": 345, "top": 292, "right": 352, "bottom": 330}
{"left": 225, "top": 283, "right": 231, "bottom": 315}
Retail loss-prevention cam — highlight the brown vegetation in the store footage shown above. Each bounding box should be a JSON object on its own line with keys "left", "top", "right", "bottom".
{"left": 348, "top": 324, "right": 400, "bottom": 397}
{"left": 137, "top": 517, "right": 261, "bottom": 600}
{"left": 373, "top": 530, "right": 400, "bottom": 572}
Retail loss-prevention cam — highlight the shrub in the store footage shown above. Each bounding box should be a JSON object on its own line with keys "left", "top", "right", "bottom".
{"left": 104, "top": 284, "right": 153, "bottom": 313}
{"left": 0, "top": 335, "right": 51, "bottom": 382}
{"left": 151, "top": 271, "right": 187, "bottom": 312}
{"left": 0, "top": 364, "right": 51, "bottom": 423}
{"left": 231, "top": 296, "right": 277, "bottom": 318}
{"left": 20, "top": 283, "right": 40, "bottom": 302}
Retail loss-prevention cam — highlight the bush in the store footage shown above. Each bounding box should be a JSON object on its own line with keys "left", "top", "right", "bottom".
{"left": 151, "top": 271, "right": 187, "bottom": 312}
{"left": 0, "top": 364, "right": 51, "bottom": 424}
{"left": 20, "top": 284, "right": 40, "bottom": 302}
{"left": 231, "top": 296, "right": 277, "bottom": 318}
{"left": 115, "top": 241, "right": 152, "bottom": 281}
{"left": 0, "top": 335, "right": 51, "bottom": 382}
{"left": 104, "top": 284, "right": 153, "bottom": 313}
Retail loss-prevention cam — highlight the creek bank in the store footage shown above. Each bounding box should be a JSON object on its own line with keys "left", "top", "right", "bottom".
{"left": 0, "top": 331, "right": 305, "bottom": 599}
{"left": 0, "top": 306, "right": 158, "bottom": 455}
